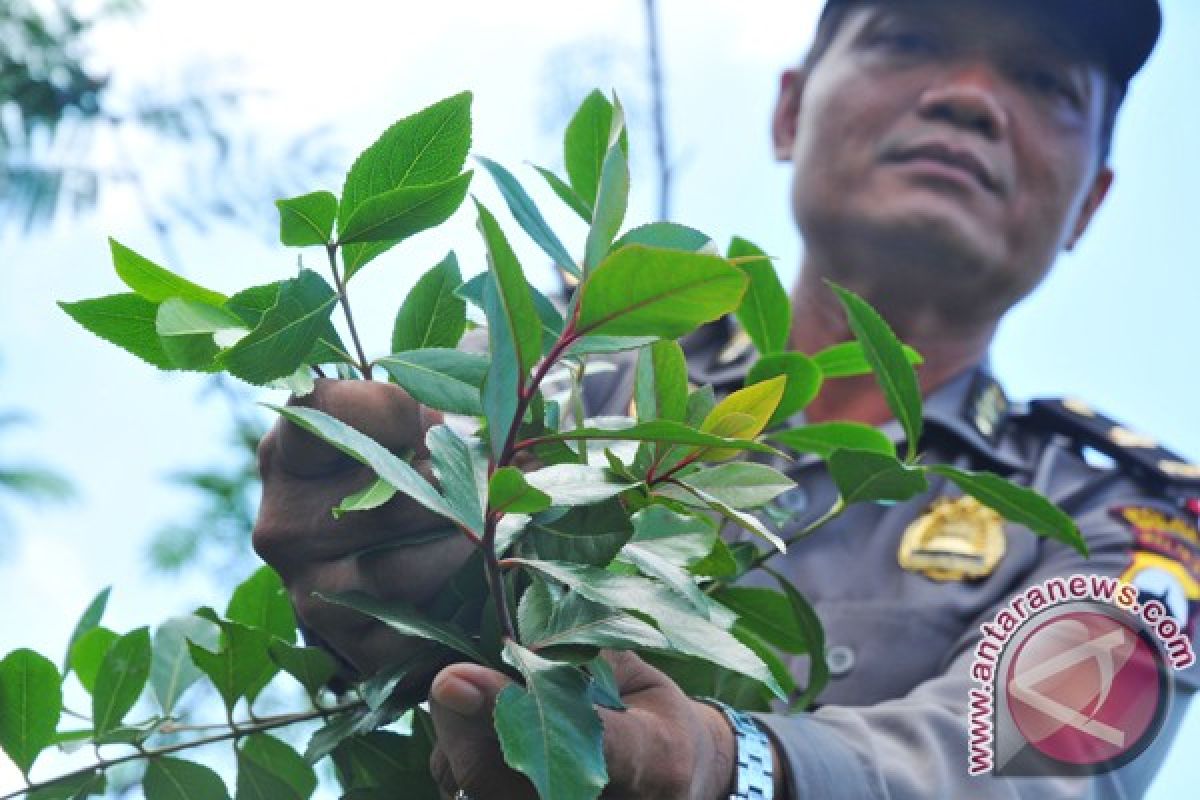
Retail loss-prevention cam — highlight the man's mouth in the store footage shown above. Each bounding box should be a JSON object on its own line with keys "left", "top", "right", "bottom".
{"left": 883, "top": 142, "right": 1000, "bottom": 194}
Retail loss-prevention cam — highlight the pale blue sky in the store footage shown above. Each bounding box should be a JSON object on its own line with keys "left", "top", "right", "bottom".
{"left": 1, "top": 1, "right": 1197, "bottom": 795}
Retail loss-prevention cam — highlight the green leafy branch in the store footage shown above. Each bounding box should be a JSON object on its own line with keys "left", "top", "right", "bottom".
{"left": 26, "top": 88, "right": 1090, "bottom": 799}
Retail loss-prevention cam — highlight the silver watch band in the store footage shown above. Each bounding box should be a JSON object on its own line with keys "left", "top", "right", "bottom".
{"left": 702, "top": 698, "right": 774, "bottom": 800}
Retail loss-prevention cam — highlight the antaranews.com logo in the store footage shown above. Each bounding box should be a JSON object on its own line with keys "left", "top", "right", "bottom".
{"left": 968, "top": 573, "right": 1195, "bottom": 776}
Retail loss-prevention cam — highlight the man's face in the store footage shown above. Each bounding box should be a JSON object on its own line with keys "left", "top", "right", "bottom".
{"left": 775, "top": 0, "right": 1114, "bottom": 319}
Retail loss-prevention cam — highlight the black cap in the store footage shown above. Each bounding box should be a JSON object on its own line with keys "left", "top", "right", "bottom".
{"left": 820, "top": 0, "right": 1162, "bottom": 85}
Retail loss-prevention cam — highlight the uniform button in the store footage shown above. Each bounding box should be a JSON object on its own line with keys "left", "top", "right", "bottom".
{"left": 775, "top": 485, "right": 809, "bottom": 515}
{"left": 826, "top": 644, "right": 856, "bottom": 678}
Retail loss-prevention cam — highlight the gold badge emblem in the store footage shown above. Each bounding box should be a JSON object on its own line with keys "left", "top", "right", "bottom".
{"left": 898, "top": 496, "right": 1006, "bottom": 581}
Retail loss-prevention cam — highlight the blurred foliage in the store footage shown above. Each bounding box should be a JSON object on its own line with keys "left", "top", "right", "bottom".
{"left": 0, "top": 400, "right": 76, "bottom": 553}
{"left": 0, "top": 0, "right": 340, "bottom": 237}
{"left": 2, "top": 0, "right": 335, "bottom": 578}
{"left": 146, "top": 380, "right": 264, "bottom": 582}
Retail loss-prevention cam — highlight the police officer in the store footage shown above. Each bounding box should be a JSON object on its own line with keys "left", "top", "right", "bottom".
{"left": 253, "top": 0, "right": 1199, "bottom": 797}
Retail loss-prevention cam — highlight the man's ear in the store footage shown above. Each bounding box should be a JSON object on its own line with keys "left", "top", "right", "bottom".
{"left": 771, "top": 68, "right": 806, "bottom": 161}
{"left": 1065, "top": 166, "right": 1114, "bottom": 251}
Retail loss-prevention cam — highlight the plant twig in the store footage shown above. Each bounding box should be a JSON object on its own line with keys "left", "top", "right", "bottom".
{"left": 325, "top": 244, "right": 372, "bottom": 379}
{"left": 0, "top": 700, "right": 366, "bottom": 800}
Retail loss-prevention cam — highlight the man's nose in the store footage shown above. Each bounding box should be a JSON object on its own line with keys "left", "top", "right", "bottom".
{"left": 917, "top": 63, "right": 1008, "bottom": 141}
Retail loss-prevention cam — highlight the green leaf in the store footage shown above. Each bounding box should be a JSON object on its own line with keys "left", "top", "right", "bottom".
{"left": 523, "top": 464, "right": 635, "bottom": 506}
{"left": 494, "top": 640, "right": 608, "bottom": 800}
{"left": 108, "top": 238, "right": 226, "bottom": 305}
{"left": 304, "top": 709, "right": 372, "bottom": 763}
{"left": 221, "top": 270, "right": 338, "bottom": 385}
{"left": 337, "top": 172, "right": 472, "bottom": 247}
{"left": 226, "top": 566, "right": 297, "bottom": 644}
{"left": 59, "top": 293, "right": 173, "bottom": 369}
{"left": 160, "top": 331, "right": 221, "bottom": 372}
{"left": 490, "top": 467, "right": 552, "bottom": 515}
{"left": 320, "top": 591, "right": 488, "bottom": 664}
{"left": 698, "top": 375, "right": 787, "bottom": 460}
{"left": 635, "top": 340, "right": 687, "bottom": 423}
{"left": 765, "top": 568, "right": 829, "bottom": 711}
{"left": 64, "top": 586, "right": 111, "bottom": 672}
{"left": 831, "top": 284, "right": 923, "bottom": 461}
{"left": 582, "top": 99, "right": 629, "bottom": 272}
{"left": 716, "top": 588, "right": 807, "bottom": 653}
{"left": 376, "top": 349, "right": 487, "bottom": 417}
{"left": 239, "top": 734, "right": 316, "bottom": 800}
{"left": 68, "top": 626, "right": 118, "bottom": 694}
{"left": 92, "top": 627, "right": 151, "bottom": 738}
{"left": 770, "top": 422, "right": 896, "bottom": 459}
{"left": 150, "top": 615, "right": 218, "bottom": 716}
{"left": 532, "top": 419, "right": 782, "bottom": 456}
{"left": 391, "top": 253, "right": 467, "bottom": 352}
{"left": 628, "top": 506, "right": 718, "bottom": 566}
{"left": 689, "top": 538, "right": 741, "bottom": 579}
{"left": 339, "top": 92, "right": 473, "bottom": 277}
{"left": 659, "top": 463, "right": 794, "bottom": 509}
{"left": 748, "top": 352, "right": 822, "bottom": 424}
{"left": 685, "top": 385, "right": 717, "bottom": 427}
{"left": 513, "top": 559, "right": 781, "bottom": 695}
{"left": 265, "top": 404, "right": 459, "bottom": 525}
{"left": 333, "top": 731, "right": 438, "bottom": 798}
{"left": 276, "top": 191, "right": 338, "bottom": 247}
{"left": 665, "top": 481, "right": 787, "bottom": 554}
{"left": 0, "top": 649, "right": 61, "bottom": 775}
{"left": 340, "top": 92, "right": 472, "bottom": 211}
{"left": 477, "top": 199, "right": 542, "bottom": 374}
{"left": 237, "top": 756, "right": 300, "bottom": 800}
{"left": 478, "top": 156, "right": 579, "bottom": 278}
{"left": 575, "top": 246, "right": 747, "bottom": 338}
{"left": 518, "top": 579, "right": 669, "bottom": 652}
{"left": 728, "top": 237, "right": 790, "bottom": 355}
{"left": 619, "top": 540, "right": 708, "bottom": 615}
{"left": 533, "top": 165, "right": 592, "bottom": 221}
{"left": 143, "top": 757, "right": 230, "bottom": 800}
{"left": 267, "top": 641, "right": 337, "bottom": 697}
{"left": 426, "top": 424, "right": 484, "bottom": 534}
{"left": 563, "top": 90, "right": 616, "bottom": 214}
{"left": 156, "top": 298, "right": 245, "bottom": 338}
{"left": 812, "top": 341, "right": 923, "bottom": 378}
{"left": 333, "top": 478, "right": 397, "bottom": 519}
{"left": 27, "top": 770, "right": 105, "bottom": 800}
{"left": 734, "top": 626, "right": 798, "bottom": 703}
{"left": 827, "top": 449, "right": 928, "bottom": 505}
{"left": 585, "top": 656, "right": 625, "bottom": 710}
{"left": 522, "top": 500, "right": 633, "bottom": 566}
{"left": 187, "top": 610, "right": 275, "bottom": 712}
{"left": 224, "top": 281, "right": 348, "bottom": 367}
{"left": 613, "top": 222, "right": 712, "bottom": 252}
{"left": 458, "top": 271, "right": 565, "bottom": 354}
{"left": 931, "top": 465, "right": 1087, "bottom": 556}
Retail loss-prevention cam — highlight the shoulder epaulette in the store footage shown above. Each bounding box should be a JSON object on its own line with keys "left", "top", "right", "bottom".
{"left": 1027, "top": 397, "right": 1200, "bottom": 490}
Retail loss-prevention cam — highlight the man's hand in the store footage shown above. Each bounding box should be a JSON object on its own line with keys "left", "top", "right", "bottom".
{"left": 252, "top": 378, "right": 476, "bottom": 678}
{"left": 427, "top": 651, "right": 736, "bottom": 800}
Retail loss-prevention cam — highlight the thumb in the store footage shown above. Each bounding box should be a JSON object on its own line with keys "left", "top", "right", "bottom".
{"left": 429, "top": 663, "right": 511, "bottom": 745}
{"left": 429, "top": 664, "right": 528, "bottom": 796}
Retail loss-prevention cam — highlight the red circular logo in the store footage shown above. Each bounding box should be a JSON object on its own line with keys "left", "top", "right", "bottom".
{"left": 1005, "top": 610, "right": 1163, "bottom": 766}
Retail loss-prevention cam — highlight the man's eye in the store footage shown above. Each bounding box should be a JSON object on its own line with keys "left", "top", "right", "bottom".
{"left": 873, "top": 30, "right": 940, "bottom": 55}
{"left": 1020, "top": 67, "right": 1082, "bottom": 108}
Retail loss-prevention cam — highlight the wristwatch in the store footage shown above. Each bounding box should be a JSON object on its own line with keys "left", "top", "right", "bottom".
{"left": 702, "top": 698, "right": 775, "bottom": 800}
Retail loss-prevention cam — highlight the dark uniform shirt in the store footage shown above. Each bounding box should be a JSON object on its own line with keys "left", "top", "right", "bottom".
{"left": 587, "top": 319, "right": 1200, "bottom": 799}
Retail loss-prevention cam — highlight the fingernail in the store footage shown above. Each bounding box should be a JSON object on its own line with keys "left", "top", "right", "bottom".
{"left": 433, "top": 673, "right": 485, "bottom": 717}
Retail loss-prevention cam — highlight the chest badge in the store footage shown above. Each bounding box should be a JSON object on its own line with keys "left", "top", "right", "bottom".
{"left": 898, "top": 496, "right": 1006, "bottom": 581}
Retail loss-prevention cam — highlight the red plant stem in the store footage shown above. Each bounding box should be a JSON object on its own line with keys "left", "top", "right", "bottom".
{"left": 495, "top": 323, "right": 579, "bottom": 470}
{"left": 647, "top": 449, "right": 702, "bottom": 487}
{"left": 482, "top": 310, "right": 583, "bottom": 642}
